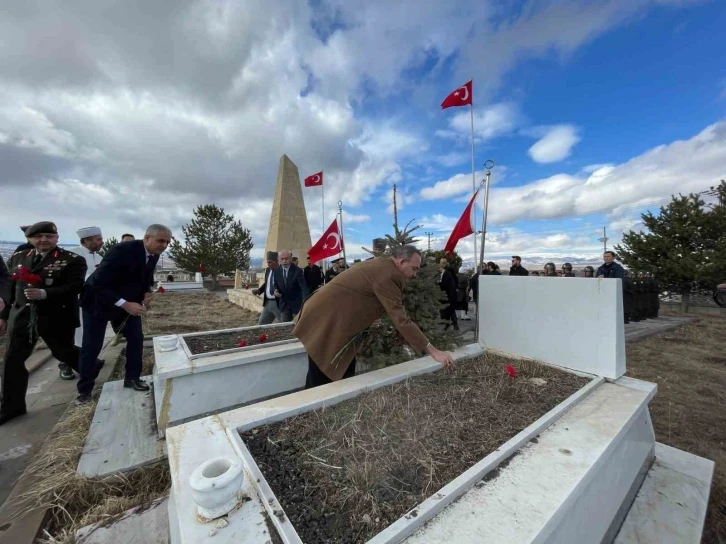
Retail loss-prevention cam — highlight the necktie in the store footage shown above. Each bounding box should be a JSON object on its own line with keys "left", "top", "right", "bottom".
{"left": 32, "top": 253, "right": 42, "bottom": 267}
{"left": 283, "top": 267, "right": 288, "bottom": 285}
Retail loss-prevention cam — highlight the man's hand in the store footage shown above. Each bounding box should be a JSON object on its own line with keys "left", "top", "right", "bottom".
{"left": 143, "top": 293, "right": 153, "bottom": 308}
{"left": 426, "top": 344, "right": 455, "bottom": 369}
{"left": 121, "top": 301, "right": 147, "bottom": 316}
{"left": 0, "top": 319, "right": 6, "bottom": 336}
{"left": 24, "top": 288, "right": 46, "bottom": 300}
{"left": 0, "top": 299, "right": 5, "bottom": 312}
{"left": 274, "top": 289, "right": 282, "bottom": 298}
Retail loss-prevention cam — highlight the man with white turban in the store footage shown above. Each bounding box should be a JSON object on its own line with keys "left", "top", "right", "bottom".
{"left": 69, "top": 227, "right": 104, "bottom": 349}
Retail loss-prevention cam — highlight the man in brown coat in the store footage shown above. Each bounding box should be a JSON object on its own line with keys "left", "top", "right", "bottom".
{"left": 294, "top": 245, "right": 455, "bottom": 387}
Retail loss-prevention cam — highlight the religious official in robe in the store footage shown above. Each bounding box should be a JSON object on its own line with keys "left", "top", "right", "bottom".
{"left": 294, "top": 245, "right": 455, "bottom": 388}
{"left": 0, "top": 222, "right": 93, "bottom": 424}
{"left": 69, "top": 226, "right": 104, "bottom": 347}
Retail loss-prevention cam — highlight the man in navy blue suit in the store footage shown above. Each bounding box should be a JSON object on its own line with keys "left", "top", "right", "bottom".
{"left": 75, "top": 224, "right": 171, "bottom": 404}
{"left": 273, "top": 250, "right": 309, "bottom": 322}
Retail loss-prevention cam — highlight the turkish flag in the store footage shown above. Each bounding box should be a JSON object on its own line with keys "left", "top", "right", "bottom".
{"left": 304, "top": 171, "right": 323, "bottom": 187}
{"left": 441, "top": 80, "right": 472, "bottom": 109}
{"left": 308, "top": 218, "right": 344, "bottom": 264}
{"left": 444, "top": 189, "right": 480, "bottom": 254}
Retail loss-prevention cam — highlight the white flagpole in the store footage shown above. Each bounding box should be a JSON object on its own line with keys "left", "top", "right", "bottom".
{"left": 338, "top": 200, "right": 347, "bottom": 267}
{"left": 475, "top": 159, "right": 494, "bottom": 342}
{"left": 469, "top": 85, "right": 477, "bottom": 270}
{"left": 321, "top": 178, "right": 326, "bottom": 274}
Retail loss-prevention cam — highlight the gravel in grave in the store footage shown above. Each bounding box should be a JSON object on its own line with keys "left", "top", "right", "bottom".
{"left": 240, "top": 354, "right": 590, "bottom": 543}
{"left": 184, "top": 324, "right": 296, "bottom": 355}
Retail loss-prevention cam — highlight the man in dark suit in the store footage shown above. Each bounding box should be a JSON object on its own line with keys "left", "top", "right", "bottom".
{"left": 0, "top": 221, "right": 88, "bottom": 424}
{"left": 14, "top": 225, "right": 34, "bottom": 253}
{"left": 76, "top": 224, "right": 171, "bottom": 404}
{"left": 509, "top": 256, "right": 529, "bottom": 276}
{"left": 273, "top": 250, "right": 309, "bottom": 321}
{"left": 0, "top": 255, "right": 9, "bottom": 314}
{"left": 253, "top": 251, "right": 282, "bottom": 325}
{"left": 303, "top": 256, "right": 324, "bottom": 292}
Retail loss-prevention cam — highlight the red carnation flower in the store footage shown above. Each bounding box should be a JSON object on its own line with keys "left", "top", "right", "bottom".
{"left": 158, "top": 286, "right": 166, "bottom": 293}
{"left": 505, "top": 365, "right": 518, "bottom": 379}
{"left": 238, "top": 340, "right": 247, "bottom": 347}
{"left": 259, "top": 333, "right": 268, "bottom": 343}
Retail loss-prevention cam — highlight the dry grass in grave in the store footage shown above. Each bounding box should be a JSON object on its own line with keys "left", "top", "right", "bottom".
{"left": 241, "top": 353, "right": 590, "bottom": 544}
{"left": 142, "top": 291, "right": 258, "bottom": 336}
{"left": 10, "top": 402, "right": 170, "bottom": 544}
{"left": 625, "top": 316, "right": 726, "bottom": 543}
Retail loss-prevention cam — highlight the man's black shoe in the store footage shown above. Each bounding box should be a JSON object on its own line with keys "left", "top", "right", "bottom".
{"left": 124, "top": 379, "right": 150, "bottom": 391}
{"left": 75, "top": 394, "right": 92, "bottom": 406}
{"left": 59, "top": 366, "right": 76, "bottom": 380}
{"left": 0, "top": 408, "right": 27, "bottom": 426}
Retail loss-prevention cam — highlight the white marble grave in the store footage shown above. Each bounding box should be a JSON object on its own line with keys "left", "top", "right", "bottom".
{"left": 155, "top": 272, "right": 715, "bottom": 543}
{"left": 152, "top": 323, "right": 306, "bottom": 437}
{"left": 478, "top": 275, "right": 626, "bottom": 378}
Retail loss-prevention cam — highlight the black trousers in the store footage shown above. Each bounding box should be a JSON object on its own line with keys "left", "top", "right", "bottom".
{"left": 1, "top": 311, "right": 79, "bottom": 414}
{"left": 78, "top": 310, "right": 143, "bottom": 396}
{"left": 305, "top": 356, "right": 356, "bottom": 389}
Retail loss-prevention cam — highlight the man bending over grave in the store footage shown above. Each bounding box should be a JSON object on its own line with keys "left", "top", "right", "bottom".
{"left": 294, "top": 244, "right": 455, "bottom": 388}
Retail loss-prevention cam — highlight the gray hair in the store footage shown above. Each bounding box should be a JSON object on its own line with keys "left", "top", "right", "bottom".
{"left": 391, "top": 245, "right": 421, "bottom": 260}
{"left": 145, "top": 224, "right": 172, "bottom": 237}
{"left": 278, "top": 249, "right": 292, "bottom": 259}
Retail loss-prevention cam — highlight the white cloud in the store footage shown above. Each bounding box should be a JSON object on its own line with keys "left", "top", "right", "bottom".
{"left": 527, "top": 125, "right": 581, "bottom": 163}
{"left": 436, "top": 102, "right": 523, "bottom": 142}
{"left": 487, "top": 121, "right": 726, "bottom": 225}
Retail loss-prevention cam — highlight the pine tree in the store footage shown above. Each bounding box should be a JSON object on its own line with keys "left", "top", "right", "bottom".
{"left": 359, "top": 185, "right": 456, "bottom": 368}
{"left": 615, "top": 181, "right": 726, "bottom": 311}
{"left": 168, "top": 204, "right": 253, "bottom": 288}
{"left": 98, "top": 236, "right": 118, "bottom": 257}
{"left": 425, "top": 249, "right": 463, "bottom": 272}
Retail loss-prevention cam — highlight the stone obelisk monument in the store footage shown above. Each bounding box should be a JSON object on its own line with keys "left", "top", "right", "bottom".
{"left": 264, "top": 155, "right": 312, "bottom": 263}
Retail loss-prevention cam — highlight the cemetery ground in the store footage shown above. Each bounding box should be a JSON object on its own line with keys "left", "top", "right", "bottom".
{"left": 0, "top": 291, "right": 723, "bottom": 543}
{"left": 624, "top": 316, "right": 726, "bottom": 543}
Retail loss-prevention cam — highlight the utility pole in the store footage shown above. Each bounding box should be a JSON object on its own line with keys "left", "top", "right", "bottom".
{"left": 598, "top": 227, "right": 608, "bottom": 253}
{"left": 424, "top": 231, "right": 433, "bottom": 251}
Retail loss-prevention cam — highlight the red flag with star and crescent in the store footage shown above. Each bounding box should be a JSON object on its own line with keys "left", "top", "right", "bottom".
{"left": 308, "top": 218, "right": 344, "bottom": 264}
{"left": 441, "top": 80, "right": 472, "bottom": 109}
{"left": 304, "top": 171, "right": 324, "bottom": 187}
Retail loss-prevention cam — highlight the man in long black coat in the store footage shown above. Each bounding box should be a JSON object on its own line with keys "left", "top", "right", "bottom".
{"left": 273, "top": 250, "right": 309, "bottom": 321}
{"left": 437, "top": 259, "right": 458, "bottom": 331}
{"left": 0, "top": 222, "right": 88, "bottom": 424}
{"left": 76, "top": 224, "right": 171, "bottom": 403}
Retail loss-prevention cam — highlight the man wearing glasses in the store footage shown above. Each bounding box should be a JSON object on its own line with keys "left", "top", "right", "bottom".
{"left": 0, "top": 222, "right": 88, "bottom": 425}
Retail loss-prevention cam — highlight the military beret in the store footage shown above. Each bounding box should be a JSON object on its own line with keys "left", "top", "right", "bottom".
{"left": 266, "top": 251, "right": 278, "bottom": 261}
{"left": 20, "top": 225, "right": 30, "bottom": 233}
{"left": 25, "top": 221, "right": 58, "bottom": 237}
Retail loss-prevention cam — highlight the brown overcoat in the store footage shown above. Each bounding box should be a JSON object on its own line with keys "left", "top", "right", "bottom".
{"left": 293, "top": 257, "right": 429, "bottom": 381}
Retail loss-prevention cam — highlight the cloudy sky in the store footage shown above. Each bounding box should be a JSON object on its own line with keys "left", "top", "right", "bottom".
{"left": 1, "top": 0, "right": 725, "bottom": 264}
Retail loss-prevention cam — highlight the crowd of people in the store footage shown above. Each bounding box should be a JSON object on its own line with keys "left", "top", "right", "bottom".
{"left": 0, "top": 221, "right": 171, "bottom": 425}
{"left": 1, "top": 226, "right": 658, "bottom": 424}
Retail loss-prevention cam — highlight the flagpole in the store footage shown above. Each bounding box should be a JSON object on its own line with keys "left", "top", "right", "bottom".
{"left": 321, "top": 179, "right": 326, "bottom": 274}
{"left": 338, "top": 200, "right": 347, "bottom": 267}
{"left": 478, "top": 160, "right": 494, "bottom": 271}
{"left": 470, "top": 87, "right": 477, "bottom": 271}
{"left": 475, "top": 159, "right": 494, "bottom": 343}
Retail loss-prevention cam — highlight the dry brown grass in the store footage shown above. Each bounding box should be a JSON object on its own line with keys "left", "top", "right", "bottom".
{"left": 142, "top": 291, "right": 258, "bottom": 336}
{"left": 625, "top": 316, "right": 726, "bottom": 543}
{"left": 242, "top": 353, "right": 589, "bottom": 542}
{"left": 10, "top": 401, "right": 170, "bottom": 544}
